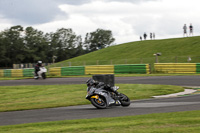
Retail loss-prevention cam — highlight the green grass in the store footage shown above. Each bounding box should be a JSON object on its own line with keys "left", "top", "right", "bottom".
{"left": 0, "top": 84, "right": 184, "bottom": 112}
{"left": 50, "top": 36, "right": 200, "bottom": 67}
{"left": 0, "top": 110, "right": 200, "bottom": 133}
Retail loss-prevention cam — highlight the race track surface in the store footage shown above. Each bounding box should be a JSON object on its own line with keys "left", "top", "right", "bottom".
{"left": 1, "top": 75, "right": 200, "bottom": 86}
{"left": 0, "top": 76, "right": 200, "bottom": 126}
{"left": 0, "top": 94, "right": 200, "bottom": 126}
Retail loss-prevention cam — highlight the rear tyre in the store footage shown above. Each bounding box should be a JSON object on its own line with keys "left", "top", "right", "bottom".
{"left": 91, "top": 96, "right": 107, "bottom": 109}
{"left": 119, "top": 93, "right": 130, "bottom": 107}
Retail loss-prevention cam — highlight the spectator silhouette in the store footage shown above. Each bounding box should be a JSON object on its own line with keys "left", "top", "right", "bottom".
{"left": 150, "top": 33, "right": 153, "bottom": 40}
{"left": 140, "top": 36, "right": 142, "bottom": 41}
{"left": 183, "top": 24, "right": 187, "bottom": 37}
{"left": 189, "top": 23, "right": 193, "bottom": 36}
{"left": 143, "top": 32, "right": 147, "bottom": 40}
{"left": 153, "top": 33, "right": 155, "bottom": 39}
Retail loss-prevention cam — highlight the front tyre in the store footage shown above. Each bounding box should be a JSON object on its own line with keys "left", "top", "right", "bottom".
{"left": 91, "top": 96, "right": 107, "bottom": 109}
{"left": 119, "top": 93, "right": 130, "bottom": 107}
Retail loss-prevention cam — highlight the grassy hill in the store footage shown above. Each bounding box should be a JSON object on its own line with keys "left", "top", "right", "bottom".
{"left": 51, "top": 36, "right": 200, "bottom": 67}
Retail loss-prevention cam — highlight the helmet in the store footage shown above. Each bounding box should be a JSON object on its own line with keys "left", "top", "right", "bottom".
{"left": 37, "top": 61, "right": 42, "bottom": 67}
{"left": 38, "top": 61, "right": 42, "bottom": 64}
{"left": 86, "top": 78, "right": 95, "bottom": 87}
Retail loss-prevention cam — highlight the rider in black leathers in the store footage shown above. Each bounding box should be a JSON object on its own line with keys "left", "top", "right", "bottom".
{"left": 34, "top": 61, "right": 42, "bottom": 77}
{"left": 86, "top": 78, "right": 119, "bottom": 95}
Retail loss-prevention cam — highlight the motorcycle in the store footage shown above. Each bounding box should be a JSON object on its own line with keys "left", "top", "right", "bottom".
{"left": 86, "top": 83, "right": 130, "bottom": 109}
{"left": 34, "top": 67, "right": 47, "bottom": 79}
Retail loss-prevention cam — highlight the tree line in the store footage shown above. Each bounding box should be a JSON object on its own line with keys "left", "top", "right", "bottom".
{"left": 0, "top": 25, "right": 115, "bottom": 68}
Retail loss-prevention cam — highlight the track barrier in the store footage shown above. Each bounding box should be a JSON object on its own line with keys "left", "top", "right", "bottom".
{"left": 114, "top": 64, "right": 150, "bottom": 74}
{"left": 154, "top": 63, "right": 198, "bottom": 74}
{"left": 5, "top": 63, "right": 200, "bottom": 77}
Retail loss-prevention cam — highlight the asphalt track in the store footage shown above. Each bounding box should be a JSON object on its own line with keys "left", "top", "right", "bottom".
{"left": 1, "top": 75, "right": 200, "bottom": 86}
{"left": 0, "top": 76, "right": 200, "bottom": 126}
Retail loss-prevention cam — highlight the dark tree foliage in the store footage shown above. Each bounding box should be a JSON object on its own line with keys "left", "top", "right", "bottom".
{"left": 1, "top": 25, "right": 25, "bottom": 67}
{"left": 0, "top": 33, "right": 7, "bottom": 66}
{"left": 0, "top": 25, "right": 115, "bottom": 68}
{"left": 84, "top": 28, "right": 115, "bottom": 52}
{"left": 48, "top": 28, "right": 83, "bottom": 62}
{"left": 24, "top": 27, "right": 48, "bottom": 63}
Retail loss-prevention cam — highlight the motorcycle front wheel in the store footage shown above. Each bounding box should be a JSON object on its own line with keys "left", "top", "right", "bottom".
{"left": 91, "top": 96, "right": 107, "bottom": 109}
{"left": 119, "top": 93, "right": 130, "bottom": 107}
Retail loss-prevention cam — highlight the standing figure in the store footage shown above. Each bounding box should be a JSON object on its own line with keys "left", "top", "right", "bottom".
{"left": 183, "top": 24, "right": 187, "bottom": 37}
{"left": 189, "top": 23, "right": 193, "bottom": 36}
{"left": 150, "top": 33, "right": 153, "bottom": 40}
{"left": 143, "top": 32, "right": 147, "bottom": 40}
{"left": 140, "top": 36, "right": 142, "bottom": 41}
{"left": 153, "top": 33, "right": 155, "bottom": 39}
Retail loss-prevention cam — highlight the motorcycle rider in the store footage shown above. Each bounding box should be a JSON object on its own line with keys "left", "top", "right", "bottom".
{"left": 86, "top": 78, "right": 120, "bottom": 95}
{"left": 34, "top": 61, "right": 42, "bottom": 78}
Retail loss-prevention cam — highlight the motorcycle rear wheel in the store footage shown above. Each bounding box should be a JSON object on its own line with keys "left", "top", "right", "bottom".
{"left": 42, "top": 73, "right": 46, "bottom": 79}
{"left": 119, "top": 93, "right": 130, "bottom": 107}
{"left": 91, "top": 96, "right": 107, "bottom": 109}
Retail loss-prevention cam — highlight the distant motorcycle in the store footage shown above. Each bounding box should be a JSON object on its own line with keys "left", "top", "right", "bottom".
{"left": 34, "top": 67, "right": 47, "bottom": 79}
{"left": 86, "top": 81, "right": 130, "bottom": 109}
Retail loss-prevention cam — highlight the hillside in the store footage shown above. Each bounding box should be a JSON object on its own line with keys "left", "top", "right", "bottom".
{"left": 51, "top": 36, "right": 200, "bottom": 67}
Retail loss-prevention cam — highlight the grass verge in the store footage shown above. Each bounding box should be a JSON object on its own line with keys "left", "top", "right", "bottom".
{"left": 0, "top": 84, "right": 184, "bottom": 112}
{"left": 51, "top": 36, "right": 200, "bottom": 67}
{"left": 0, "top": 110, "right": 199, "bottom": 133}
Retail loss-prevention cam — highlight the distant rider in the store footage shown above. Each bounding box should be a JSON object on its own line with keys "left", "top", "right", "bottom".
{"left": 34, "top": 61, "right": 42, "bottom": 78}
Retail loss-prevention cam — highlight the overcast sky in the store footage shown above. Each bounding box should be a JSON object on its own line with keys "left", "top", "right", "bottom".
{"left": 0, "top": 0, "right": 200, "bottom": 44}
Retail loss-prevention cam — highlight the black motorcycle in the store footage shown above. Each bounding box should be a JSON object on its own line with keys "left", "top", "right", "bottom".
{"left": 86, "top": 83, "right": 130, "bottom": 109}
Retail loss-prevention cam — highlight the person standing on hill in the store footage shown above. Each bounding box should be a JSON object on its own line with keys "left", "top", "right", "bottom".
{"left": 143, "top": 32, "right": 147, "bottom": 40}
{"left": 189, "top": 23, "right": 193, "bottom": 36}
{"left": 140, "top": 36, "right": 142, "bottom": 41}
{"left": 150, "top": 33, "right": 153, "bottom": 40}
{"left": 153, "top": 33, "right": 155, "bottom": 39}
{"left": 183, "top": 24, "right": 187, "bottom": 37}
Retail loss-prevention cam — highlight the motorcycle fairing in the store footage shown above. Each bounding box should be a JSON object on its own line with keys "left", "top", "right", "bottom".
{"left": 86, "top": 87, "right": 115, "bottom": 106}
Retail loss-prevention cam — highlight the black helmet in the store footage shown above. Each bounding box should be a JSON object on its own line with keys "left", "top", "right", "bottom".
{"left": 86, "top": 78, "right": 95, "bottom": 87}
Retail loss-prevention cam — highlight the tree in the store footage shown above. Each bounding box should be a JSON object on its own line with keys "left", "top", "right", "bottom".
{"left": 0, "top": 25, "right": 116, "bottom": 68}
{"left": 49, "top": 28, "right": 83, "bottom": 62}
{"left": 84, "top": 28, "right": 115, "bottom": 52}
{"left": 2, "top": 25, "right": 25, "bottom": 66}
{"left": 0, "top": 32, "right": 7, "bottom": 67}
{"left": 24, "top": 26, "right": 48, "bottom": 63}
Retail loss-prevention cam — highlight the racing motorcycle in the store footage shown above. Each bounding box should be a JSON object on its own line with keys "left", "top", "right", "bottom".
{"left": 86, "top": 81, "right": 130, "bottom": 109}
{"left": 34, "top": 67, "right": 47, "bottom": 79}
